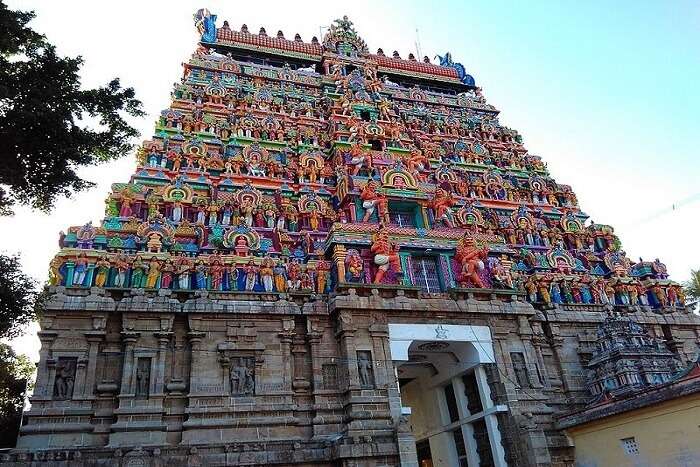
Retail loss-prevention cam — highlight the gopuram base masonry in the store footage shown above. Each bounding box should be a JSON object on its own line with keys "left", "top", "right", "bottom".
{"left": 6, "top": 9, "right": 700, "bottom": 467}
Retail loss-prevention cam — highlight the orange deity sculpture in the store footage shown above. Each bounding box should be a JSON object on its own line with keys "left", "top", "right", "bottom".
{"left": 345, "top": 250, "right": 365, "bottom": 282}
{"left": 360, "top": 181, "right": 386, "bottom": 223}
{"left": 429, "top": 186, "right": 456, "bottom": 228}
{"left": 454, "top": 235, "right": 488, "bottom": 288}
{"left": 347, "top": 142, "right": 369, "bottom": 176}
{"left": 316, "top": 260, "right": 331, "bottom": 293}
{"left": 407, "top": 149, "right": 429, "bottom": 174}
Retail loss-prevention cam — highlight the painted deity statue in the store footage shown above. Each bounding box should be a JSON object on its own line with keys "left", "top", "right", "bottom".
{"left": 210, "top": 256, "right": 224, "bottom": 291}
{"left": 145, "top": 258, "right": 162, "bottom": 289}
{"left": 429, "top": 186, "right": 456, "bottom": 228}
{"left": 360, "top": 181, "right": 386, "bottom": 223}
{"left": 407, "top": 148, "right": 429, "bottom": 174}
{"left": 287, "top": 259, "right": 302, "bottom": 290}
{"left": 273, "top": 260, "right": 287, "bottom": 292}
{"left": 161, "top": 260, "right": 174, "bottom": 289}
{"left": 195, "top": 260, "right": 208, "bottom": 289}
{"left": 300, "top": 270, "right": 313, "bottom": 290}
{"left": 72, "top": 253, "right": 88, "bottom": 287}
{"left": 131, "top": 256, "right": 147, "bottom": 288}
{"left": 537, "top": 279, "right": 552, "bottom": 305}
{"left": 308, "top": 209, "right": 321, "bottom": 231}
{"left": 260, "top": 257, "right": 275, "bottom": 292}
{"left": 316, "top": 260, "right": 331, "bottom": 294}
{"left": 94, "top": 255, "right": 111, "bottom": 288}
{"left": 176, "top": 255, "right": 192, "bottom": 289}
{"left": 241, "top": 200, "right": 255, "bottom": 227}
{"left": 172, "top": 201, "right": 183, "bottom": 223}
{"left": 119, "top": 197, "right": 133, "bottom": 218}
{"left": 454, "top": 235, "right": 488, "bottom": 288}
{"left": 370, "top": 226, "right": 402, "bottom": 284}
{"left": 347, "top": 142, "right": 369, "bottom": 176}
{"left": 244, "top": 259, "right": 258, "bottom": 291}
{"left": 227, "top": 264, "right": 239, "bottom": 291}
{"left": 113, "top": 254, "right": 130, "bottom": 288}
{"left": 345, "top": 250, "right": 365, "bottom": 283}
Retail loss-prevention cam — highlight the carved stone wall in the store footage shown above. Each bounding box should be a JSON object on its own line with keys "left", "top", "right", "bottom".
{"left": 5, "top": 286, "right": 700, "bottom": 466}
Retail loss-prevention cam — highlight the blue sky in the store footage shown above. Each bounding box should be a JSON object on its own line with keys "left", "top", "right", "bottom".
{"left": 3, "top": 0, "right": 699, "bottom": 358}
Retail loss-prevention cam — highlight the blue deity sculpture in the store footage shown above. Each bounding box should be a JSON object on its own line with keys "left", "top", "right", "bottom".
{"left": 550, "top": 282, "right": 563, "bottom": 304}
{"left": 194, "top": 9, "right": 217, "bottom": 43}
{"left": 436, "top": 52, "right": 476, "bottom": 86}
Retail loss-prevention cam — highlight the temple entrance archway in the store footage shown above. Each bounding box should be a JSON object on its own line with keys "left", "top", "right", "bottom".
{"left": 388, "top": 324, "right": 509, "bottom": 467}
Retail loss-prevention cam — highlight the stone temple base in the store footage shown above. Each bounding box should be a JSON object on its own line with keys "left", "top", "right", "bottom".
{"left": 5, "top": 286, "right": 700, "bottom": 467}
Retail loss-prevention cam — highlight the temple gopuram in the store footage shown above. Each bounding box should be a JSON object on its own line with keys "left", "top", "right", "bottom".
{"left": 8, "top": 9, "right": 700, "bottom": 467}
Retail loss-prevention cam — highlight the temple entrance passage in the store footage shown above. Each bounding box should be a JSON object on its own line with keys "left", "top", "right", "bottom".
{"left": 388, "top": 324, "right": 509, "bottom": 467}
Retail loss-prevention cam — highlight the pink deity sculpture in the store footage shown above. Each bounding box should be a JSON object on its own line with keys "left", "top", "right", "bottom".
{"left": 119, "top": 197, "right": 133, "bottom": 218}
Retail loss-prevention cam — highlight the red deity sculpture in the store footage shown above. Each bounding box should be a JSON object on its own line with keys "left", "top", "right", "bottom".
{"left": 209, "top": 255, "right": 224, "bottom": 291}
{"left": 370, "top": 226, "right": 402, "bottom": 284}
{"left": 234, "top": 235, "right": 250, "bottom": 257}
{"left": 287, "top": 259, "right": 302, "bottom": 290}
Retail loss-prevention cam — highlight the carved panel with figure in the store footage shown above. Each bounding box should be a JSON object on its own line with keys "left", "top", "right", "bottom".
{"left": 229, "top": 356, "right": 255, "bottom": 396}
{"left": 53, "top": 357, "right": 77, "bottom": 400}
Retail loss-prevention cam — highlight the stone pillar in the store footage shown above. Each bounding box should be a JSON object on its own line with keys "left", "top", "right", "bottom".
{"left": 307, "top": 327, "right": 324, "bottom": 392}
{"left": 551, "top": 335, "right": 574, "bottom": 399}
{"left": 387, "top": 363, "right": 403, "bottom": 421}
{"left": 531, "top": 334, "right": 550, "bottom": 388}
{"left": 518, "top": 413, "right": 553, "bottom": 466}
{"left": 219, "top": 355, "right": 231, "bottom": 394}
{"left": 396, "top": 415, "right": 419, "bottom": 467}
{"left": 187, "top": 331, "right": 206, "bottom": 394}
{"left": 154, "top": 332, "right": 172, "bottom": 395}
{"left": 33, "top": 330, "right": 58, "bottom": 400}
{"left": 291, "top": 343, "right": 311, "bottom": 392}
{"left": 475, "top": 366, "right": 508, "bottom": 467}
{"left": 120, "top": 332, "right": 140, "bottom": 395}
{"left": 65, "top": 261, "right": 75, "bottom": 286}
{"left": 279, "top": 328, "right": 295, "bottom": 392}
{"left": 335, "top": 311, "right": 359, "bottom": 389}
{"left": 83, "top": 331, "right": 105, "bottom": 398}
{"left": 74, "top": 355, "right": 88, "bottom": 399}
{"left": 368, "top": 315, "right": 390, "bottom": 389}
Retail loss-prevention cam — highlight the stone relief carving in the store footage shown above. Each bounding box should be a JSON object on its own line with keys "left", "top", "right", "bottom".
{"left": 322, "top": 363, "right": 339, "bottom": 389}
{"left": 135, "top": 357, "right": 151, "bottom": 398}
{"left": 357, "top": 350, "right": 374, "bottom": 388}
{"left": 229, "top": 356, "right": 255, "bottom": 395}
{"left": 92, "top": 316, "right": 107, "bottom": 331}
{"left": 53, "top": 357, "right": 77, "bottom": 400}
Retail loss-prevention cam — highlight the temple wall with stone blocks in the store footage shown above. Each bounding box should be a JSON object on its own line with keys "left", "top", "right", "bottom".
{"left": 5, "top": 286, "right": 699, "bottom": 466}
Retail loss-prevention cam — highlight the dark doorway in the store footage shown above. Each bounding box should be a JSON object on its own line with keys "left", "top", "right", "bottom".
{"left": 416, "top": 439, "right": 434, "bottom": 467}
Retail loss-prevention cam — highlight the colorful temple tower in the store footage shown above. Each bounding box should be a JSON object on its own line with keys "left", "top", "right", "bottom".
{"left": 8, "top": 9, "right": 700, "bottom": 467}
